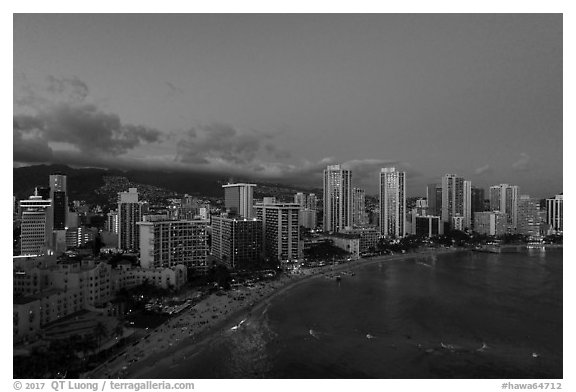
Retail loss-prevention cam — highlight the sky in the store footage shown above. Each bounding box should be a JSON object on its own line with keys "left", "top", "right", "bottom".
{"left": 13, "top": 14, "right": 563, "bottom": 197}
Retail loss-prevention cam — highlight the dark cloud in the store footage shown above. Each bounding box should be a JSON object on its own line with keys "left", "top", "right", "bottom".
{"left": 14, "top": 75, "right": 162, "bottom": 159}
{"left": 13, "top": 114, "right": 44, "bottom": 131}
{"left": 176, "top": 123, "right": 290, "bottom": 165}
{"left": 14, "top": 103, "right": 162, "bottom": 156}
{"left": 265, "top": 143, "right": 292, "bottom": 159}
{"left": 13, "top": 128, "right": 54, "bottom": 163}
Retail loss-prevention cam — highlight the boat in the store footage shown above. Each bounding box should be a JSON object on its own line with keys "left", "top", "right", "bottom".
{"left": 335, "top": 275, "right": 341, "bottom": 281}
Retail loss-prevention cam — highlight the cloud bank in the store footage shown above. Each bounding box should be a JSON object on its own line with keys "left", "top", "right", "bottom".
{"left": 14, "top": 75, "right": 162, "bottom": 163}
{"left": 13, "top": 75, "right": 415, "bottom": 190}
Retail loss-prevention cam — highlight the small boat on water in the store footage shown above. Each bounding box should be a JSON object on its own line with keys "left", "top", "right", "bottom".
{"left": 335, "top": 275, "right": 341, "bottom": 281}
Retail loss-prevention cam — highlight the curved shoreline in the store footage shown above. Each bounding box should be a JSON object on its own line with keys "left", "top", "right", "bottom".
{"left": 87, "top": 248, "right": 462, "bottom": 379}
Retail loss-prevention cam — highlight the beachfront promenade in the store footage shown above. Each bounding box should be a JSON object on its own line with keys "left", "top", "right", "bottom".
{"left": 86, "top": 248, "right": 458, "bottom": 379}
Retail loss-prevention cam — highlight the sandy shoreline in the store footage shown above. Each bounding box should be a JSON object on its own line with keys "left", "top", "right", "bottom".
{"left": 86, "top": 247, "right": 461, "bottom": 379}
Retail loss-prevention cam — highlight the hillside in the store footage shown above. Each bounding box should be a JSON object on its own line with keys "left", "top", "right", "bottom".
{"left": 13, "top": 165, "right": 320, "bottom": 208}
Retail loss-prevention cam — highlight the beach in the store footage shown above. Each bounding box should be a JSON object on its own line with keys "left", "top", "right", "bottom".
{"left": 86, "top": 248, "right": 459, "bottom": 379}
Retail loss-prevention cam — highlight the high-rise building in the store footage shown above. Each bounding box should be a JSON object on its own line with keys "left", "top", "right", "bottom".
{"left": 294, "top": 192, "right": 306, "bottom": 207}
{"left": 138, "top": 219, "right": 209, "bottom": 273}
{"left": 118, "top": 188, "right": 144, "bottom": 251}
{"left": 489, "top": 184, "right": 519, "bottom": 230}
{"left": 294, "top": 192, "right": 318, "bottom": 229}
{"left": 323, "top": 164, "right": 352, "bottom": 232}
{"left": 471, "top": 186, "right": 485, "bottom": 228}
{"left": 517, "top": 195, "right": 544, "bottom": 237}
{"left": 106, "top": 210, "right": 119, "bottom": 233}
{"left": 546, "top": 194, "right": 563, "bottom": 233}
{"left": 415, "top": 198, "right": 428, "bottom": 209}
{"left": 352, "top": 187, "right": 368, "bottom": 227}
{"left": 210, "top": 215, "right": 263, "bottom": 270}
{"left": 471, "top": 187, "right": 485, "bottom": 212}
{"left": 49, "top": 174, "right": 68, "bottom": 230}
{"left": 379, "top": 167, "right": 406, "bottom": 237}
{"left": 473, "top": 211, "right": 507, "bottom": 236}
{"left": 426, "top": 183, "right": 442, "bottom": 216}
{"left": 36, "top": 186, "right": 51, "bottom": 200}
{"left": 20, "top": 190, "right": 52, "bottom": 255}
{"left": 441, "top": 174, "right": 472, "bottom": 230}
{"left": 65, "top": 226, "right": 97, "bottom": 249}
{"left": 299, "top": 209, "right": 317, "bottom": 229}
{"left": 223, "top": 183, "right": 256, "bottom": 218}
{"left": 306, "top": 193, "right": 318, "bottom": 210}
{"left": 463, "top": 180, "right": 472, "bottom": 230}
{"left": 255, "top": 201, "right": 301, "bottom": 264}
{"left": 178, "top": 195, "right": 211, "bottom": 220}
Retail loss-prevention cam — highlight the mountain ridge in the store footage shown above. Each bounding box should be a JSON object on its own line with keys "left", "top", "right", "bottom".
{"left": 13, "top": 164, "right": 321, "bottom": 208}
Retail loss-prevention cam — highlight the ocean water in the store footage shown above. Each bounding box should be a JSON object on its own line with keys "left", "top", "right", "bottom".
{"left": 146, "top": 249, "right": 562, "bottom": 379}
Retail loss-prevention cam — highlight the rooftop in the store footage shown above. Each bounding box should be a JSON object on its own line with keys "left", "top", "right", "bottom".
{"left": 327, "top": 232, "right": 361, "bottom": 240}
{"left": 222, "top": 183, "right": 257, "bottom": 188}
{"left": 14, "top": 288, "right": 66, "bottom": 305}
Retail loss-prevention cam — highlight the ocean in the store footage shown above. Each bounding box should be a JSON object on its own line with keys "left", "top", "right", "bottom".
{"left": 144, "top": 249, "right": 562, "bottom": 379}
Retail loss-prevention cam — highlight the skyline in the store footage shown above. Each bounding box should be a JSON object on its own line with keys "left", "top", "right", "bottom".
{"left": 13, "top": 14, "right": 562, "bottom": 198}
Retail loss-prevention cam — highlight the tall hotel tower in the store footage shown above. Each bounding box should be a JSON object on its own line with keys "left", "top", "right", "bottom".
{"left": 20, "top": 189, "right": 52, "bottom": 255}
{"left": 118, "top": 188, "right": 143, "bottom": 251}
{"left": 323, "top": 164, "right": 352, "bottom": 232}
{"left": 222, "top": 183, "right": 256, "bottom": 219}
{"left": 546, "top": 194, "right": 563, "bottom": 234}
{"left": 489, "top": 184, "right": 519, "bottom": 230}
{"left": 379, "top": 167, "right": 406, "bottom": 237}
{"left": 255, "top": 199, "right": 301, "bottom": 263}
{"left": 352, "top": 188, "right": 367, "bottom": 227}
{"left": 49, "top": 174, "right": 67, "bottom": 230}
{"left": 441, "top": 174, "right": 472, "bottom": 230}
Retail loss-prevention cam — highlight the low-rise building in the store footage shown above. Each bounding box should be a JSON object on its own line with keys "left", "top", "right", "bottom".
{"left": 413, "top": 215, "right": 443, "bottom": 237}
{"left": 111, "top": 264, "right": 187, "bottom": 291}
{"left": 452, "top": 216, "right": 465, "bottom": 231}
{"left": 326, "top": 233, "right": 360, "bottom": 260}
{"left": 14, "top": 289, "right": 84, "bottom": 342}
{"left": 13, "top": 255, "right": 187, "bottom": 342}
{"left": 341, "top": 227, "right": 380, "bottom": 252}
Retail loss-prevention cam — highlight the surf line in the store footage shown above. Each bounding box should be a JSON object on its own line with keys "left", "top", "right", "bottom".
{"left": 230, "top": 318, "right": 247, "bottom": 331}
